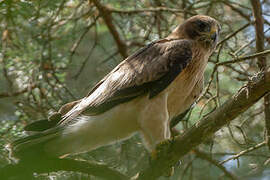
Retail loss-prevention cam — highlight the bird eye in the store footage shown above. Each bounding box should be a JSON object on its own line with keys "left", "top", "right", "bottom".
{"left": 196, "top": 20, "right": 208, "bottom": 31}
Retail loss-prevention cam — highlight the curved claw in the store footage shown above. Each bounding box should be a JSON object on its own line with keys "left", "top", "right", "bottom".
{"left": 151, "top": 138, "right": 175, "bottom": 160}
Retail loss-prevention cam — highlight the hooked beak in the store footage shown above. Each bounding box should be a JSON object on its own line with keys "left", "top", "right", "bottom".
{"left": 209, "top": 26, "right": 217, "bottom": 41}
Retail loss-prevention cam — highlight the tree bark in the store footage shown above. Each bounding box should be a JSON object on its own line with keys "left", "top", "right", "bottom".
{"left": 250, "top": 0, "right": 270, "bottom": 150}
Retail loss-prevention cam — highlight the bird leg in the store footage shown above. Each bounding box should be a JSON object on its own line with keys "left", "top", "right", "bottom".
{"left": 138, "top": 93, "right": 170, "bottom": 151}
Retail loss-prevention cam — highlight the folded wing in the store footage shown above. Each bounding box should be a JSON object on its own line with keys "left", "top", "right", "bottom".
{"left": 61, "top": 39, "right": 193, "bottom": 124}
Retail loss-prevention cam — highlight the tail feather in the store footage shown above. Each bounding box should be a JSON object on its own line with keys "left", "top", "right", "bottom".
{"left": 7, "top": 115, "right": 93, "bottom": 161}
{"left": 24, "top": 113, "right": 62, "bottom": 132}
{"left": 7, "top": 127, "right": 62, "bottom": 161}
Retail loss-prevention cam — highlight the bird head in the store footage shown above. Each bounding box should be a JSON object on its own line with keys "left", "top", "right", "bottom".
{"left": 168, "top": 15, "right": 221, "bottom": 50}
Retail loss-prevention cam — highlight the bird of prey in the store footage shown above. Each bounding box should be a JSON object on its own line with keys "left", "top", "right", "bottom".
{"left": 8, "top": 15, "right": 220, "bottom": 160}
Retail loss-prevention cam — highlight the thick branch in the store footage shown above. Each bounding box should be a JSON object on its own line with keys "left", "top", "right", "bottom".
{"left": 91, "top": 0, "right": 128, "bottom": 58}
{"left": 137, "top": 70, "right": 270, "bottom": 179}
{"left": 251, "top": 0, "right": 270, "bottom": 151}
{"left": 251, "top": 0, "right": 266, "bottom": 69}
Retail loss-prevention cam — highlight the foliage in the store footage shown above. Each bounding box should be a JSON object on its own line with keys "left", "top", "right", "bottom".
{"left": 0, "top": 0, "right": 270, "bottom": 179}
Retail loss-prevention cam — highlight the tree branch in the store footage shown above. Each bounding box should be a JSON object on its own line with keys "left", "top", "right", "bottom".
{"left": 91, "top": 0, "right": 128, "bottom": 58}
{"left": 194, "top": 150, "right": 237, "bottom": 180}
{"left": 222, "top": 0, "right": 251, "bottom": 21}
{"left": 251, "top": 0, "right": 266, "bottom": 69}
{"left": 3, "top": 70, "right": 270, "bottom": 180}
{"left": 216, "top": 49, "right": 270, "bottom": 66}
{"left": 251, "top": 0, "right": 270, "bottom": 151}
{"left": 137, "top": 70, "right": 270, "bottom": 180}
{"left": 217, "top": 22, "right": 252, "bottom": 46}
{"left": 219, "top": 141, "right": 266, "bottom": 165}
{"left": 108, "top": 7, "right": 195, "bottom": 15}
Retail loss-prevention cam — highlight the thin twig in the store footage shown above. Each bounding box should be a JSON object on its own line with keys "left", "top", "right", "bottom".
{"left": 108, "top": 7, "right": 194, "bottom": 15}
{"left": 217, "top": 22, "right": 252, "bottom": 46}
{"left": 194, "top": 150, "right": 237, "bottom": 180}
{"left": 72, "top": 24, "right": 98, "bottom": 79}
{"left": 216, "top": 49, "right": 270, "bottom": 66}
{"left": 219, "top": 141, "right": 266, "bottom": 165}
{"left": 69, "top": 15, "right": 100, "bottom": 63}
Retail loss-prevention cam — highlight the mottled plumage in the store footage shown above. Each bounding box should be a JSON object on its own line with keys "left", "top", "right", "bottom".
{"left": 8, "top": 15, "right": 220, "bottom": 160}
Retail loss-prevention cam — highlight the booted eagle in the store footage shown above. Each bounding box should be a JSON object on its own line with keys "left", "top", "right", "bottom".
{"left": 9, "top": 15, "right": 220, "bottom": 159}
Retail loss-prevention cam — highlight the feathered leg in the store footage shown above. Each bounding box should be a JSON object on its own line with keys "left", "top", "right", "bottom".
{"left": 138, "top": 92, "right": 170, "bottom": 151}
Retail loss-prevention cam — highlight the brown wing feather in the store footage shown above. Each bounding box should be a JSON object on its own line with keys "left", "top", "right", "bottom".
{"left": 61, "top": 39, "right": 193, "bottom": 123}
